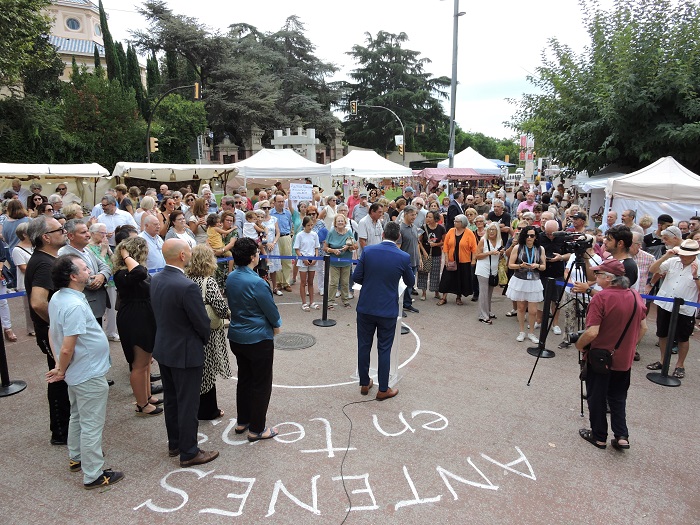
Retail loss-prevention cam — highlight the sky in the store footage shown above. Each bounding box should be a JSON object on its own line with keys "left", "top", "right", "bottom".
{"left": 100, "top": 0, "right": 609, "bottom": 140}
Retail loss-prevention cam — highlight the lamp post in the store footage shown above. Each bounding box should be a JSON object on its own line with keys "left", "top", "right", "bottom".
{"left": 447, "top": 0, "right": 465, "bottom": 168}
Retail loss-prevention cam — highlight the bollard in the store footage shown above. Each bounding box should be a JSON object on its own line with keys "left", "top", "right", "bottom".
{"left": 527, "top": 277, "right": 556, "bottom": 359}
{"left": 0, "top": 332, "right": 27, "bottom": 398}
{"left": 647, "top": 297, "right": 682, "bottom": 387}
{"left": 313, "top": 254, "right": 336, "bottom": 327}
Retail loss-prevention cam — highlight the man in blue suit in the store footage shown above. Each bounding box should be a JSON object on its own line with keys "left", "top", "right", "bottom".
{"left": 151, "top": 239, "right": 218, "bottom": 467}
{"left": 352, "top": 222, "right": 414, "bottom": 400}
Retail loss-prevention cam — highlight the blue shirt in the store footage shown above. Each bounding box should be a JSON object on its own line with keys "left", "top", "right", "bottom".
{"left": 226, "top": 266, "right": 281, "bottom": 344}
{"left": 48, "top": 288, "right": 111, "bottom": 386}
{"left": 270, "top": 208, "right": 293, "bottom": 235}
{"left": 138, "top": 231, "right": 166, "bottom": 270}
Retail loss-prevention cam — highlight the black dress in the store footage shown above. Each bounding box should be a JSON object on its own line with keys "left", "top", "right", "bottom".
{"left": 438, "top": 232, "right": 473, "bottom": 297}
{"left": 113, "top": 265, "right": 156, "bottom": 364}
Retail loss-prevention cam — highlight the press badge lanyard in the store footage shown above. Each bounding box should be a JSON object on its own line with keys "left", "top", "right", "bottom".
{"left": 524, "top": 246, "right": 535, "bottom": 280}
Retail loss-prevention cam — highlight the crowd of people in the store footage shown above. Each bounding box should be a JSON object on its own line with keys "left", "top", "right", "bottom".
{"left": 2, "top": 176, "right": 699, "bottom": 487}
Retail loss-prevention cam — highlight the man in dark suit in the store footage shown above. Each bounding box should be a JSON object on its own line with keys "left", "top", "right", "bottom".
{"left": 352, "top": 222, "right": 415, "bottom": 400}
{"left": 150, "top": 239, "right": 218, "bottom": 467}
{"left": 445, "top": 191, "right": 465, "bottom": 231}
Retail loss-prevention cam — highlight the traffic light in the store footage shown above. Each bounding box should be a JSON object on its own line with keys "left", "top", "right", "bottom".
{"left": 350, "top": 100, "right": 358, "bottom": 115}
{"left": 398, "top": 144, "right": 404, "bottom": 155}
{"left": 149, "top": 137, "right": 159, "bottom": 153}
{"left": 193, "top": 82, "right": 201, "bottom": 100}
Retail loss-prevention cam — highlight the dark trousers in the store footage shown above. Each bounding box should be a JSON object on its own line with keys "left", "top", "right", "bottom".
{"left": 402, "top": 266, "right": 417, "bottom": 308}
{"left": 230, "top": 339, "right": 274, "bottom": 434}
{"left": 198, "top": 384, "right": 220, "bottom": 421}
{"left": 160, "top": 363, "right": 203, "bottom": 460}
{"left": 357, "top": 312, "right": 397, "bottom": 392}
{"left": 36, "top": 327, "right": 70, "bottom": 441}
{"left": 586, "top": 368, "right": 631, "bottom": 442}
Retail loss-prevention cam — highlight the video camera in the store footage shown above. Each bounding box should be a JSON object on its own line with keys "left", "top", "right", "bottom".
{"left": 552, "top": 231, "right": 593, "bottom": 256}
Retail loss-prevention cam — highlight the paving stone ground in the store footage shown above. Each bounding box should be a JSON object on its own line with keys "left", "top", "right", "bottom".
{"left": 1, "top": 290, "right": 699, "bottom": 524}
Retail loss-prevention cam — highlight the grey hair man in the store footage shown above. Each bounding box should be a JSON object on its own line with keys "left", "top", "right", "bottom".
{"left": 97, "top": 195, "right": 138, "bottom": 247}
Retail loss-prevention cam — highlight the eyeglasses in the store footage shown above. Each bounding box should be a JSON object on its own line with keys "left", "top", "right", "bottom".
{"left": 34, "top": 197, "right": 43, "bottom": 201}
{"left": 185, "top": 198, "right": 194, "bottom": 203}
{"left": 46, "top": 227, "right": 66, "bottom": 235}
{"left": 261, "top": 206, "right": 271, "bottom": 210}
{"left": 526, "top": 233, "right": 536, "bottom": 238}
{"left": 57, "top": 187, "right": 66, "bottom": 191}
{"left": 307, "top": 213, "right": 317, "bottom": 216}
{"left": 45, "top": 208, "right": 53, "bottom": 212}
{"left": 415, "top": 203, "right": 423, "bottom": 207}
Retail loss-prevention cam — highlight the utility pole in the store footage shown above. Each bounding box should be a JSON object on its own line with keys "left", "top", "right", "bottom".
{"left": 358, "top": 104, "right": 406, "bottom": 165}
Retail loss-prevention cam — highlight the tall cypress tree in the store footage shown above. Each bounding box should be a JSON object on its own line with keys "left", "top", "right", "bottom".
{"left": 114, "top": 41, "right": 128, "bottom": 86}
{"left": 93, "top": 45, "right": 101, "bottom": 70}
{"left": 126, "top": 44, "right": 146, "bottom": 116}
{"left": 165, "top": 49, "right": 179, "bottom": 81}
{"left": 146, "top": 51, "right": 161, "bottom": 96}
{"left": 98, "top": 0, "right": 121, "bottom": 83}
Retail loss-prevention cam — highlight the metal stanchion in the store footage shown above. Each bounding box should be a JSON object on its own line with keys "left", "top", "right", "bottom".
{"left": 527, "top": 277, "right": 556, "bottom": 359}
{"left": 647, "top": 297, "right": 682, "bottom": 387}
{"left": 0, "top": 334, "right": 26, "bottom": 397}
{"left": 313, "top": 254, "right": 336, "bottom": 327}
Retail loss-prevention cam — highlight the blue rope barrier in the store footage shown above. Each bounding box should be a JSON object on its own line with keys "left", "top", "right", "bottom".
{"left": 554, "top": 280, "right": 700, "bottom": 308}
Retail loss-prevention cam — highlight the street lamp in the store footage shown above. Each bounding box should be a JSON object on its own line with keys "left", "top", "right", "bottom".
{"left": 445, "top": 0, "right": 465, "bottom": 168}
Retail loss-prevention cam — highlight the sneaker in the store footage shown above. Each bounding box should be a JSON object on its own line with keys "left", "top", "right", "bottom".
{"left": 274, "top": 289, "right": 283, "bottom": 296}
{"left": 69, "top": 459, "right": 81, "bottom": 472}
{"left": 516, "top": 332, "right": 526, "bottom": 342}
{"left": 527, "top": 333, "right": 540, "bottom": 344}
{"left": 534, "top": 322, "right": 541, "bottom": 330}
{"left": 347, "top": 293, "right": 354, "bottom": 299}
{"left": 552, "top": 325, "right": 562, "bottom": 335}
{"left": 107, "top": 333, "right": 120, "bottom": 342}
{"left": 84, "top": 469, "right": 124, "bottom": 490}
{"left": 335, "top": 291, "right": 341, "bottom": 298}
{"left": 505, "top": 309, "right": 517, "bottom": 317}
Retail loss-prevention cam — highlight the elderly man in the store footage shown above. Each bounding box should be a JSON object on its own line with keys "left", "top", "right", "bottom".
{"left": 621, "top": 209, "right": 644, "bottom": 235}
{"left": 138, "top": 215, "right": 166, "bottom": 270}
{"left": 600, "top": 210, "right": 618, "bottom": 234}
{"left": 511, "top": 191, "right": 525, "bottom": 216}
{"left": 357, "top": 203, "right": 384, "bottom": 254}
{"left": 517, "top": 191, "right": 537, "bottom": 214}
{"left": 253, "top": 190, "right": 268, "bottom": 210}
{"left": 48, "top": 194, "right": 65, "bottom": 220}
{"left": 660, "top": 225, "right": 683, "bottom": 251}
{"left": 399, "top": 205, "right": 421, "bottom": 314}
{"left": 677, "top": 220, "right": 690, "bottom": 238}
{"left": 58, "top": 219, "right": 112, "bottom": 332}
{"left": 97, "top": 195, "right": 138, "bottom": 248}
{"left": 575, "top": 258, "right": 647, "bottom": 451}
{"left": 231, "top": 195, "right": 247, "bottom": 231}
{"left": 569, "top": 211, "right": 587, "bottom": 233}
{"left": 646, "top": 239, "right": 700, "bottom": 379}
{"left": 352, "top": 192, "right": 370, "bottom": 223}
{"left": 45, "top": 255, "right": 124, "bottom": 490}
{"left": 487, "top": 198, "right": 512, "bottom": 244}
{"left": 346, "top": 187, "right": 361, "bottom": 217}
{"left": 12, "top": 179, "right": 32, "bottom": 204}
{"left": 411, "top": 197, "right": 428, "bottom": 229}
{"left": 538, "top": 220, "right": 570, "bottom": 334}
{"left": 157, "top": 184, "right": 168, "bottom": 202}
{"left": 642, "top": 214, "right": 673, "bottom": 259}
{"left": 270, "top": 194, "right": 293, "bottom": 291}
{"left": 237, "top": 186, "right": 253, "bottom": 210}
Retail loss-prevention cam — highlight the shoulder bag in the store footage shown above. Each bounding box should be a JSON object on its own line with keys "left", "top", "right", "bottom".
{"left": 586, "top": 292, "right": 638, "bottom": 375}
{"left": 486, "top": 239, "right": 499, "bottom": 287}
{"left": 201, "top": 278, "right": 224, "bottom": 330}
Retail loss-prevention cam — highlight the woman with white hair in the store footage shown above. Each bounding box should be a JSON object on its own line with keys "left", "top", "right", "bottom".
{"left": 474, "top": 222, "right": 503, "bottom": 324}
{"left": 437, "top": 214, "right": 477, "bottom": 305}
{"left": 135, "top": 195, "right": 157, "bottom": 233}
{"left": 87, "top": 222, "right": 118, "bottom": 340}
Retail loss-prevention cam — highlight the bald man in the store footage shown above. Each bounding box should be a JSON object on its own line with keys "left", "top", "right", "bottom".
{"left": 150, "top": 239, "right": 218, "bottom": 467}
{"left": 537, "top": 220, "right": 570, "bottom": 334}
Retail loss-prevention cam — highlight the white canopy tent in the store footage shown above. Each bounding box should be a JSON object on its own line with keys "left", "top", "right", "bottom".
{"left": 112, "top": 162, "right": 234, "bottom": 182}
{"left": 0, "top": 163, "right": 112, "bottom": 206}
{"left": 328, "top": 150, "right": 412, "bottom": 178}
{"left": 605, "top": 157, "right": 700, "bottom": 226}
{"left": 437, "top": 146, "right": 502, "bottom": 175}
{"left": 572, "top": 171, "right": 628, "bottom": 220}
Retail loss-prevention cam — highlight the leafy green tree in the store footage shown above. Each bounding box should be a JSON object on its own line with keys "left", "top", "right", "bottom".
{"left": 510, "top": 0, "right": 700, "bottom": 173}
{"left": 339, "top": 31, "right": 451, "bottom": 154}
{"left": 151, "top": 94, "right": 207, "bottom": 163}
{"left": 0, "top": 0, "right": 60, "bottom": 91}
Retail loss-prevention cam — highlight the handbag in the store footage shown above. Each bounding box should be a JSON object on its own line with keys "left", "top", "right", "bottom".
{"left": 487, "top": 239, "right": 499, "bottom": 287}
{"left": 420, "top": 252, "right": 432, "bottom": 273}
{"left": 586, "top": 292, "right": 638, "bottom": 375}
{"left": 201, "top": 279, "right": 224, "bottom": 330}
{"left": 445, "top": 233, "right": 458, "bottom": 271}
{"left": 498, "top": 256, "right": 508, "bottom": 286}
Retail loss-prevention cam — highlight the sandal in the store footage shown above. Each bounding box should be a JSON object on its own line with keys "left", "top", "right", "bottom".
{"left": 456, "top": 298, "right": 464, "bottom": 306}
{"left": 301, "top": 303, "right": 310, "bottom": 312}
{"left": 248, "top": 427, "right": 279, "bottom": 442}
{"left": 3, "top": 329, "right": 17, "bottom": 342}
{"left": 489, "top": 314, "right": 497, "bottom": 319}
{"left": 344, "top": 303, "right": 352, "bottom": 308}
{"left": 505, "top": 309, "right": 518, "bottom": 317}
{"left": 310, "top": 303, "right": 320, "bottom": 310}
{"left": 673, "top": 367, "right": 685, "bottom": 378}
{"left": 579, "top": 428, "right": 606, "bottom": 449}
{"left": 437, "top": 298, "right": 447, "bottom": 306}
{"left": 646, "top": 361, "right": 662, "bottom": 370}
{"left": 327, "top": 303, "right": 336, "bottom": 310}
{"left": 135, "top": 403, "right": 163, "bottom": 417}
{"left": 479, "top": 318, "right": 492, "bottom": 325}
{"left": 611, "top": 437, "right": 630, "bottom": 450}
{"left": 149, "top": 396, "right": 163, "bottom": 406}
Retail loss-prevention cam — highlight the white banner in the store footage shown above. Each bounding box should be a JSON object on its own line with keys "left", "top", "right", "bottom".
{"left": 289, "top": 183, "right": 313, "bottom": 202}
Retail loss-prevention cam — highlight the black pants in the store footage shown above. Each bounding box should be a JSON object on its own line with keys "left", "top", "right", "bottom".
{"left": 160, "top": 363, "right": 203, "bottom": 460}
{"left": 229, "top": 339, "right": 274, "bottom": 434}
{"left": 198, "top": 384, "right": 220, "bottom": 420}
{"left": 586, "top": 367, "right": 631, "bottom": 442}
{"left": 36, "top": 327, "right": 70, "bottom": 441}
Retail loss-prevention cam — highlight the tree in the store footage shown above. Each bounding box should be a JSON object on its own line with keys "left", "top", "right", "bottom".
{"left": 0, "top": 0, "right": 60, "bottom": 91}
{"left": 151, "top": 94, "right": 207, "bottom": 163}
{"left": 339, "top": 31, "right": 450, "bottom": 155}
{"left": 509, "top": 0, "right": 700, "bottom": 173}
{"left": 98, "top": 0, "right": 122, "bottom": 83}
{"left": 126, "top": 44, "right": 146, "bottom": 116}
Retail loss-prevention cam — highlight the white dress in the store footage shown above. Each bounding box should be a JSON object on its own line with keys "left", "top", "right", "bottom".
{"left": 506, "top": 245, "right": 544, "bottom": 303}
{"left": 263, "top": 216, "right": 281, "bottom": 273}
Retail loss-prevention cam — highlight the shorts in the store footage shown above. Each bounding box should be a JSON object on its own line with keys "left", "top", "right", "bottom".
{"left": 656, "top": 306, "right": 694, "bottom": 342}
{"left": 297, "top": 263, "right": 317, "bottom": 273}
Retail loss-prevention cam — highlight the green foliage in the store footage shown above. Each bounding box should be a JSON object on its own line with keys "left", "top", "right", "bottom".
{"left": 0, "top": 96, "right": 67, "bottom": 163}
{"left": 510, "top": 0, "right": 700, "bottom": 173}
{"left": 98, "top": 0, "right": 121, "bottom": 83}
{"left": 151, "top": 94, "right": 207, "bottom": 163}
{"left": 0, "top": 0, "right": 59, "bottom": 90}
{"left": 126, "top": 44, "right": 147, "bottom": 116}
{"left": 338, "top": 31, "right": 450, "bottom": 154}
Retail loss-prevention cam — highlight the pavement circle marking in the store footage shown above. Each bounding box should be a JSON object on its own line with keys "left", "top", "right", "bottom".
{"left": 230, "top": 321, "right": 421, "bottom": 390}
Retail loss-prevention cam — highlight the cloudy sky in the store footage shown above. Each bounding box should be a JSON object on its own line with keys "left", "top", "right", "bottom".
{"left": 101, "top": 0, "right": 610, "bottom": 140}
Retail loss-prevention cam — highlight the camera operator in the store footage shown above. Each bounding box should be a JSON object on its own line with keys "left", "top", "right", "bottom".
{"left": 575, "top": 259, "right": 647, "bottom": 450}
{"left": 537, "top": 220, "right": 570, "bottom": 334}
{"left": 572, "top": 225, "right": 638, "bottom": 296}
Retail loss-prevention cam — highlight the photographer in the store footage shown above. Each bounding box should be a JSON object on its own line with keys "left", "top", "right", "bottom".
{"left": 575, "top": 259, "right": 647, "bottom": 450}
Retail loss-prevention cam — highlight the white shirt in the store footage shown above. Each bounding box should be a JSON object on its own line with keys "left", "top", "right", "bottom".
{"left": 357, "top": 215, "right": 384, "bottom": 252}
{"left": 98, "top": 209, "right": 138, "bottom": 246}
{"left": 655, "top": 258, "right": 699, "bottom": 316}
{"left": 138, "top": 231, "right": 165, "bottom": 270}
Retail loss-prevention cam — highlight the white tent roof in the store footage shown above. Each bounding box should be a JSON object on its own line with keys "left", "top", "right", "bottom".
{"left": 0, "top": 163, "right": 109, "bottom": 178}
{"left": 575, "top": 172, "right": 628, "bottom": 193}
{"left": 112, "top": 162, "right": 233, "bottom": 182}
{"left": 328, "top": 150, "right": 412, "bottom": 178}
{"left": 437, "top": 146, "right": 501, "bottom": 175}
{"left": 605, "top": 157, "right": 700, "bottom": 203}
{"left": 231, "top": 148, "right": 330, "bottom": 179}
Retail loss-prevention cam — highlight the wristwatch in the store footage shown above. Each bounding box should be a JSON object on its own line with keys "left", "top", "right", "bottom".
{"left": 586, "top": 286, "right": 593, "bottom": 295}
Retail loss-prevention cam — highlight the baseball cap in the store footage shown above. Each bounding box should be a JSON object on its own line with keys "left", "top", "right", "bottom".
{"left": 591, "top": 258, "right": 626, "bottom": 276}
{"left": 572, "top": 212, "right": 587, "bottom": 221}
{"left": 404, "top": 186, "right": 414, "bottom": 193}
{"left": 660, "top": 226, "right": 682, "bottom": 239}
{"left": 657, "top": 214, "right": 674, "bottom": 225}
{"left": 359, "top": 192, "right": 368, "bottom": 198}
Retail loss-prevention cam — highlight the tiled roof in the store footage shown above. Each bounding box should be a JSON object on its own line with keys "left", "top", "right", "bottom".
{"left": 53, "top": 0, "right": 99, "bottom": 11}
{"left": 49, "top": 35, "right": 105, "bottom": 56}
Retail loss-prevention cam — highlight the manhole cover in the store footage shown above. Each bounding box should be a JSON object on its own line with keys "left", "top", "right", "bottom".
{"left": 274, "top": 332, "right": 316, "bottom": 351}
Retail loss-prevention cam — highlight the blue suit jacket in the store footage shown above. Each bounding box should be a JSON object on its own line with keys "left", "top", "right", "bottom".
{"left": 150, "top": 266, "right": 211, "bottom": 368}
{"left": 352, "top": 241, "right": 415, "bottom": 319}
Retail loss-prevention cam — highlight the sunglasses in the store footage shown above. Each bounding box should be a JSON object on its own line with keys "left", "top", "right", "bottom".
{"left": 261, "top": 206, "right": 271, "bottom": 210}
{"left": 307, "top": 213, "right": 317, "bottom": 216}
{"left": 57, "top": 187, "right": 66, "bottom": 191}
{"left": 45, "top": 208, "right": 53, "bottom": 212}
{"left": 34, "top": 197, "right": 43, "bottom": 201}
{"left": 526, "top": 233, "right": 536, "bottom": 238}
